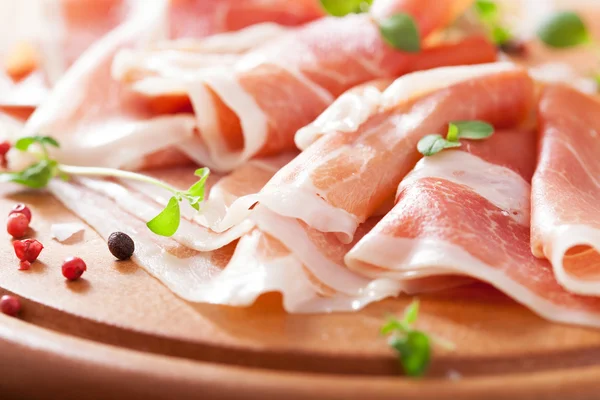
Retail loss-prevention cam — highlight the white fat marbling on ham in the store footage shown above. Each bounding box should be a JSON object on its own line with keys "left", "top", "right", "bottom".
{"left": 295, "top": 83, "right": 385, "bottom": 150}
{"left": 381, "top": 62, "right": 517, "bottom": 109}
{"left": 188, "top": 70, "right": 268, "bottom": 171}
{"left": 401, "top": 151, "right": 531, "bottom": 225}
{"left": 347, "top": 236, "right": 600, "bottom": 327}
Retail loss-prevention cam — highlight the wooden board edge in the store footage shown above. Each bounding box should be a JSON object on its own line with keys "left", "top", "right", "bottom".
{"left": 0, "top": 314, "right": 597, "bottom": 400}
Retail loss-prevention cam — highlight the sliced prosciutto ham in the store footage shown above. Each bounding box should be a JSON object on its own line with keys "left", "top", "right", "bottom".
{"left": 531, "top": 85, "right": 600, "bottom": 295}
{"left": 9, "top": 0, "right": 324, "bottom": 171}
{"left": 215, "top": 63, "right": 532, "bottom": 241}
{"left": 345, "top": 128, "right": 600, "bottom": 328}
{"left": 48, "top": 160, "right": 402, "bottom": 313}
{"left": 109, "top": 0, "right": 496, "bottom": 171}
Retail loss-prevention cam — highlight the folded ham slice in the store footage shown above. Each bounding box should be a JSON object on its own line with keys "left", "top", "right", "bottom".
{"left": 217, "top": 63, "right": 532, "bottom": 242}
{"left": 10, "top": 0, "right": 323, "bottom": 171}
{"left": 48, "top": 161, "right": 402, "bottom": 313}
{"left": 346, "top": 128, "right": 600, "bottom": 328}
{"left": 531, "top": 85, "right": 600, "bottom": 295}
{"left": 111, "top": 0, "right": 497, "bottom": 171}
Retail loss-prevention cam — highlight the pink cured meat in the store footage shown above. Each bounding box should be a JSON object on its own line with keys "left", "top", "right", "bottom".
{"left": 113, "top": 0, "right": 498, "bottom": 171}
{"left": 346, "top": 128, "right": 600, "bottom": 328}
{"left": 531, "top": 85, "right": 600, "bottom": 295}
{"left": 13, "top": 0, "right": 324, "bottom": 171}
{"left": 224, "top": 64, "right": 533, "bottom": 242}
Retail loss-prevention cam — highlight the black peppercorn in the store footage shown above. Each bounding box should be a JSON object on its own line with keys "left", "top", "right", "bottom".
{"left": 108, "top": 232, "right": 135, "bottom": 260}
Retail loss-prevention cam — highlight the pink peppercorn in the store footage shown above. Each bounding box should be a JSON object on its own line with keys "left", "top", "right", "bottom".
{"left": 13, "top": 239, "right": 43, "bottom": 263}
{"left": 0, "top": 141, "right": 10, "bottom": 169}
{"left": 0, "top": 295, "right": 21, "bottom": 316}
{"left": 7, "top": 213, "right": 29, "bottom": 238}
{"left": 9, "top": 203, "right": 32, "bottom": 223}
{"left": 62, "top": 257, "right": 87, "bottom": 281}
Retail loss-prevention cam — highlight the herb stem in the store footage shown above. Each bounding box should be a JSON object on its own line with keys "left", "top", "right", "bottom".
{"left": 57, "top": 164, "right": 180, "bottom": 195}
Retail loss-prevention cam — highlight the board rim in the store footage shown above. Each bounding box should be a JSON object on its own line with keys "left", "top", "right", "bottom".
{"left": 1, "top": 313, "right": 599, "bottom": 400}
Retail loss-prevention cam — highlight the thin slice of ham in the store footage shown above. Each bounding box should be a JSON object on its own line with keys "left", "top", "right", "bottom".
{"left": 346, "top": 129, "right": 600, "bottom": 328}
{"left": 48, "top": 168, "right": 400, "bottom": 313}
{"left": 56, "top": 154, "right": 291, "bottom": 252}
{"left": 10, "top": 0, "right": 323, "bottom": 171}
{"left": 531, "top": 85, "right": 600, "bottom": 295}
{"left": 214, "top": 63, "right": 533, "bottom": 241}
{"left": 112, "top": 0, "right": 497, "bottom": 172}
{"left": 0, "top": 0, "right": 138, "bottom": 108}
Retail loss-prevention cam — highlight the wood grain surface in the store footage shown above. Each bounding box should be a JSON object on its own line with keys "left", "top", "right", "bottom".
{"left": 2, "top": 183, "right": 600, "bottom": 399}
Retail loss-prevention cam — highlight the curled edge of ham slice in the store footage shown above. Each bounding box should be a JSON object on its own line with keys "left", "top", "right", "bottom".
{"left": 531, "top": 85, "right": 600, "bottom": 295}
{"left": 206, "top": 62, "right": 528, "bottom": 241}
{"left": 346, "top": 130, "right": 600, "bottom": 328}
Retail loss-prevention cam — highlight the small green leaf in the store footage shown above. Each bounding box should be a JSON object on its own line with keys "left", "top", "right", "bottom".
{"left": 319, "top": 0, "right": 372, "bottom": 17}
{"left": 379, "top": 13, "right": 421, "bottom": 53}
{"left": 491, "top": 25, "right": 512, "bottom": 45}
{"left": 184, "top": 167, "right": 210, "bottom": 211}
{"left": 403, "top": 299, "right": 420, "bottom": 325}
{"left": 451, "top": 120, "right": 494, "bottom": 140}
{"left": 0, "top": 159, "right": 57, "bottom": 188}
{"left": 146, "top": 196, "right": 181, "bottom": 237}
{"left": 380, "top": 317, "right": 408, "bottom": 336}
{"left": 15, "top": 136, "right": 60, "bottom": 151}
{"left": 417, "top": 134, "right": 461, "bottom": 156}
{"left": 446, "top": 123, "right": 459, "bottom": 142}
{"left": 474, "top": 0, "right": 498, "bottom": 22}
{"left": 390, "top": 331, "right": 431, "bottom": 377}
{"left": 537, "top": 11, "right": 591, "bottom": 48}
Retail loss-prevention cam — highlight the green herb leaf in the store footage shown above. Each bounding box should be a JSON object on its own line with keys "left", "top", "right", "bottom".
{"left": 390, "top": 331, "right": 431, "bottom": 377}
{"left": 417, "top": 134, "right": 461, "bottom": 156}
{"left": 146, "top": 196, "right": 181, "bottom": 237}
{"left": 184, "top": 167, "right": 210, "bottom": 211}
{"left": 0, "top": 159, "right": 57, "bottom": 188}
{"left": 491, "top": 25, "right": 512, "bottom": 45}
{"left": 319, "top": 0, "right": 372, "bottom": 17}
{"left": 379, "top": 13, "right": 421, "bottom": 53}
{"left": 451, "top": 120, "right": 494, "bottom": 140}
{"left": 403, "top": 299, "right": 420, "bottom": 325}
{"left": 381, "top": 317, "right": 408, "bottom": 335}
{"left": 537, "top": 11, "right": 591, "bottom": 48}
{"left": 474, "top": 0, "right": 498, "bottom": 22}
{"left": 15, "top": 136, "right": 60, "bottom": 151}
{"left": 446, "top": 123, "right": 459, "bottom": 142}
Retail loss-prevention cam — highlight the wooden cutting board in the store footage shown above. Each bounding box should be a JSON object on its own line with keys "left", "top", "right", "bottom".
{"left": 2, "top": 183, "right": 600, "bottom": 400}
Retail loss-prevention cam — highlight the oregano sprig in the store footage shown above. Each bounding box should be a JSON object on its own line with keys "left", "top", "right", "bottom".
{"left": 380, "top": 300, "right": 431, "bottom": 377}
{"left": 417, "top": 120, "right": 494, "bottom": 157}
{"left": 1, "top": 135, "right": 210, "bottom": 237}
{"left": 473, "top": 0, "right": 513, "bottom": 46}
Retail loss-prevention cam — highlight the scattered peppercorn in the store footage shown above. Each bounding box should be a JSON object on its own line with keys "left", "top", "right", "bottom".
{"left": 108, "top": 232, "right": 135, "bottom": 260}
{"left": 9, "top": 203, "right": 32, "bottom": 223}
{"left": 0, "top": 141, "right": 10, "bottom": 169}
{"left": 19, "top": 260, "right": 31, "bottom": 270}
{"left": 7, "top": 213, "right": 29, "bottom": 238}
{"left": 62, "top": 257, "right": 86, "bottom": 281}
{"left": 13, "top": 239, "right": 43, "bottom": 263}
{"left": 0, "top": 295, "right": 21, "bottom": 316}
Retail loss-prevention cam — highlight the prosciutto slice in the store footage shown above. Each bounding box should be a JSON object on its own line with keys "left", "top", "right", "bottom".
{"left": 346, "top": 129, "right": 600, "bottom": 328}
{"left": 111, "top": 0, "right": 496, "bottom": 171}
{"left": 10, "top": 0, "right": 323, "bottom": 171}
{"left": 215, "top": 63, "right": 533, "bottom": 241}
{"left": 48, "top": 164, "right": 401, "bottom": 313}
{"left": 0, "top": 0, "right": 142, "bottom": 108}
{"left": 531, "top": 85, "right": 600, "bottom": 295}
